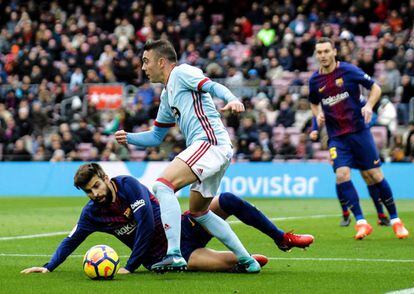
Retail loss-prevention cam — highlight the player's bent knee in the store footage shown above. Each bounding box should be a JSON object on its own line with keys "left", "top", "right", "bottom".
{"left": 152, "top": 178, "right": 176, "bottom": 195}
{"left": 370, "top": 169, "right": 384, "bottom": 184}
{"left": 190, "top": 210, "right": 209, "bottom": 218}
{"left": 336, "top": 171, "right": 350, "bottom": 183}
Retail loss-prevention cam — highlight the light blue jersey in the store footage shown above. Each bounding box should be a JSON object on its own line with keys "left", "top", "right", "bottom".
{"left": 156, "top": 64, "right": 233, "bottom": 146}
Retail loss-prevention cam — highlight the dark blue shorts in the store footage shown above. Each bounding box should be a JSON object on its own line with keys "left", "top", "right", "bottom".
{"left": 328, "top": 128, "right": 381, "bottom": 171}
{"left": 180, "top": 212, "right": 213, "bottom": 262}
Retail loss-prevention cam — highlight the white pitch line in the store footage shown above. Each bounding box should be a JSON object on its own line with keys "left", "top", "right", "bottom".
{"left": 268, "top": 257, "right": 414, "bottom": 263}
{"left": 386, "top": 288, "right": 414, "bottom": 294}
{"left": 0, "top": 214, "right": 338, "bottom": 241}
{"left": 2, "top": 254, "right": 414, "bottom": 264}
{"left": 0, "top": 231, "right": 70, "bottom": 241}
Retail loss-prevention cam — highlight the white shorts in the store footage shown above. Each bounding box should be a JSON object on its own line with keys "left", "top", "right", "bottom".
{"left": 176, "top": 141, "right": 233, "bottom": 198}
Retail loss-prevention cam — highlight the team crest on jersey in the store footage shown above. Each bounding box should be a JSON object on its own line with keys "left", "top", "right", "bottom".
{"left": 124, "top": 207, "right": 132, "bottom": 219}
{"left": 335, "top": 78, "right": 344, "bottom": 87}
{"left": 171, "top": 106, "right": 181, "bottom": 119}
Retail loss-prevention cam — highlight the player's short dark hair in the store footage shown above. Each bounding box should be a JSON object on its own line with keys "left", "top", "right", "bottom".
{"left": 74, "top": 163, "right": 106, "bottom": 190}
{"left": 143, "top": 39, "right": 177, "bottom": 63}
{"left": 316, "top": 37, "right": 335, "bottom": 48}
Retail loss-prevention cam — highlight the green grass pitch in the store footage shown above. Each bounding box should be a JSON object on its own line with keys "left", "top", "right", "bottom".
{"left": 1, "top": 197, "right": 413, "bottom": 293}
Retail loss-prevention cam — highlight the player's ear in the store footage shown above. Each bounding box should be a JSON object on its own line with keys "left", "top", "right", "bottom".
{"left": 158, "top": 57, "right": 165, "bottom": 68}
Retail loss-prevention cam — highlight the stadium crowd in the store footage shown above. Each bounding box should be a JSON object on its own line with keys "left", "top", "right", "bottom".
{"left": 0, "top": 0, "right": 414, "bottom": 162}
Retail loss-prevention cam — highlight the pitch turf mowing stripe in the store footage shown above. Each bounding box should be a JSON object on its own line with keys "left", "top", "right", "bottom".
{"left": 2, "top": 254, "right": 414, "bottom": 263}
{"left": 227, "top": 214, "right": 338, "bottom": 224}
{"left": 0, "top": 214, "right": 338, "bottom": 241}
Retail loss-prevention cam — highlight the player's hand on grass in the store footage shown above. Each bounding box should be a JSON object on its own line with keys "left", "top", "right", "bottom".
{"left": 20, "top": 267, "right": 50, "bottom": 274}
{"left": 361, "top": 105, "right": 373, "bottom": 124}
{"left": 221, "top": 100, "right": 245, "bottom": 113}
{"left": 317, "top": 112, "right": 325, "bottom": 127}
{"left": 117, "top": 267, "right": 130, "bottom": 274}
{"left": 115, "top": 130, "right": 128, "bottom": 145}
{"left": 309, "top": 130, "right": 319, "bottom": 141}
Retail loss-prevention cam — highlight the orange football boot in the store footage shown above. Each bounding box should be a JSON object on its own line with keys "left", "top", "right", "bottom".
{"left": 354, "top": 223, "right": 373, "bottom": 240}
{"left": 392, "top": 221, "right": 409, "bottom": 239}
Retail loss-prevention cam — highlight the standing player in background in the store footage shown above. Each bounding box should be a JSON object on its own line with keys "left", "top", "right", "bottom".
{"left": 308, "top": 37, "right": 409, "bottom": 240}
{"left": 310, "top": 117, "right": 390, "bottom": 227}
{"left": 21, "top": 163, "right": 314, "bottom": 274}
{"left": 115, "top": 40, "right": 260, "bottom": 272}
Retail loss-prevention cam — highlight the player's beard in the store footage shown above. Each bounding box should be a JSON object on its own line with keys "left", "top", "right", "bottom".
{"left": 93, "top": 185, "right": 113, "bottom": 206}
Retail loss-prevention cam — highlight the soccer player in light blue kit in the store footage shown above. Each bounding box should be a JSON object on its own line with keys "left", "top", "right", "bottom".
{"left": 115, "top": 40, "right": 260, "bottom": 273}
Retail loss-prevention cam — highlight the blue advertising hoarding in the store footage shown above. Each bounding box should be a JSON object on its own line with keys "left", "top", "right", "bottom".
{"left": 0, "top": 162, "right": 412, "bottom": 198}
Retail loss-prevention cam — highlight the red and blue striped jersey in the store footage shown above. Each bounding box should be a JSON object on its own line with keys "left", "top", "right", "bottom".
{"left": 45, "top": 176, "right": 167, "bottom": 272}
{"left": 308, "top": 62, "right": 375, "bottom": 137}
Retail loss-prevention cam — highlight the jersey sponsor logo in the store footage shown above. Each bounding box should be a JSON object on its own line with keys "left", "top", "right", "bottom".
{"left": 171, "top": 106, "right": 181, "bottom": 119}
{"left": 335, "top": 78, "right": 344, "bottom": 87}
{"left": 197, "top": 168, "right": 204, "bottom": 175}
{"left": 318, "top": 85, "right": 326, "bottom": 93}
{"left": 114, "top": 222, "right": 137, "bottom": 236}
{"left": 131, "top": 199, "right": 145, "bottom": 213}
{"left": 164, "top": 223, "right": 171, "bottom": 230}
{"left": 321, "top": 92, "right": 350, "bottom": 106}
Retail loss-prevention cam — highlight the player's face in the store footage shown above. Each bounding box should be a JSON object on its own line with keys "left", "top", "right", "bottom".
{"left": 83, "top": 175, "right": 112, "bottom": 205}
{"left": 315, "top": 42, "right": 337, "bottom": 68}
{"left": 142, "top": 50, "right": 162, "bottom": 83}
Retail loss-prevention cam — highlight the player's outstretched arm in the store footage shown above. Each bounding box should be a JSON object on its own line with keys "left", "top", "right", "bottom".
{"left": 20, "top": 267, "right": 50, "bottom": 274}
{"left": 201, "top": 81, "right": 245, "bottom": 113}
{"left": 20, "top": 222, "right": 93, "bottom": 274}
{"left": 115, "top": 126, "right": 170, "bottom": 148}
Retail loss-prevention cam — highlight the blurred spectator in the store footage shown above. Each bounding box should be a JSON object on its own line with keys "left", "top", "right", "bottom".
{"left": 288, "top": 14, "right": 309, "bottom": 37}
{"left": 404, "top": 121, "right": 414, "bottom": 159}
{"left": 31, "top": 102, "right": 48, "bottom": 136}
{"left": 70, "top": 68, "right": 84, "bottom": 90}
{"left": 276, "top": 100, "right": 295, "bottom": 128}
{"left": 389, "top": 134, "right": 406, "bottom": 162}
{"left": 294, "top": 99, "right": 312, "bottom": 131}
{"left": 358, "top": 52, "right": 375, "bottom": 77}
{"left": 75, "top": 119, "right": 93, "bottom": 143}
{"left": 383, "top": 60, "right": 401, "bottom": 97}
{"left": 398, "top": 75, "right": 414, "bottom": 126}
{"left": 257, "top": 131, "right": 275, "bottom": 157}
{"left": 257, "top": 22, "right": 276, "bottom": 47}
{"left": 266, "top": 58, "right": 283, "bottom": 80}
{"left": 292, "top": 49, "right": 307, "bottom": 72}
{"left": 8, "top": 138, "right": 31, "bottom": 161}
{"left": 237, "top": 117, "right": 259, "bottom": 145}
{"left": 296, "top": 134, "right": 314, "bottom": 159}
{"left": 277, "top": 134, "right": 296, "bottom": 160}
{"left": 61, "top": 131, "right": 77, "bottom": 154}
{"left": 374, "top": 97, "right": 397, "bottom": 136}
{"left": 278, "top": 47, "right": 293, "bottom": 71}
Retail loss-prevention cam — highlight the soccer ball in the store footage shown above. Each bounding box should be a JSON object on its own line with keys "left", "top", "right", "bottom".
{"left": 83, "top": 245, "right": 120, "bottom": 280}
